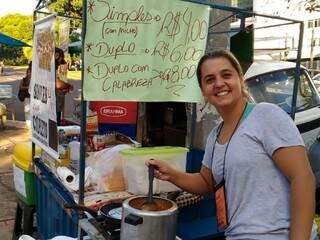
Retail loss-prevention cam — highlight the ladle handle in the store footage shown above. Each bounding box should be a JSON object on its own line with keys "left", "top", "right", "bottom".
{"left": 148, "top": 164, "right": 154, "bottom": 203}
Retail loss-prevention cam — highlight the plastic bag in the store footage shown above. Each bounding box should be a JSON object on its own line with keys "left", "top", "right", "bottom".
{"left": 87, "top": 144, "right": 132, "bottom": 192}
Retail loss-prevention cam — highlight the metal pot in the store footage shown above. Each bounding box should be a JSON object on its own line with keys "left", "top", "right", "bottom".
{"left": 120, "top": 196, "right": 178, "bottom": 240}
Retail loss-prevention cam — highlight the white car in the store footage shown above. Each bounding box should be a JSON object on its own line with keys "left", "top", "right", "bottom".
{"left": 244, "top": 61, "right": 320, "bottom": 211}
{"left": 313, "top": 73, "right": 320, "bottom": 92}
{"left": 245, "top": 61, "right": 320, "bottom": 149}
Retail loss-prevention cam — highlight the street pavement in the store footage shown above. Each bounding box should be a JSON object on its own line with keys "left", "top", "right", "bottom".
{"left": 0, "top": 120, "right": 31, "bottom": 240}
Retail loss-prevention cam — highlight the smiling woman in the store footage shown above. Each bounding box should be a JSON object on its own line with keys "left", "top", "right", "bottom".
{"left": 146, "top": 50, "right": 318, "bottom": 240}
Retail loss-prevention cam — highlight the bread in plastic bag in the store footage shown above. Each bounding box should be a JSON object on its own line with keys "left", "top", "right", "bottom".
{"left": 86, "top": 144, "right": 132, "bottom": 192}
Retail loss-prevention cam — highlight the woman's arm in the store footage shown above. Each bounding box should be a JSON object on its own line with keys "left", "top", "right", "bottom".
{"left": 56, "top": 78, "right": 73, "bottom": 92}
{"left": 19, "top": 78, "right": 28, "bottom": 90}
{"left": 273, "top": 146, "right": 315, "bottom": 240}
{"left": 146, "top": 159, "right": 215, "bottom": 195}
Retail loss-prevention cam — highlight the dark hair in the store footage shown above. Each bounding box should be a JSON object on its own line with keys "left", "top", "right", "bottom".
{"left": 55, "top": 47, "right": 64, "bottom": 56}
{"left": 55, "top": 47, "right": 66, "bottom": 70}
{"left": 196, "top": 50, "right": 244, "bottom": 89}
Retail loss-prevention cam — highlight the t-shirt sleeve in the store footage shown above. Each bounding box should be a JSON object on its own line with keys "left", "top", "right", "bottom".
{"left": 257, "top": 103, "right": 305, "bottom": 157}
{"left": 202, "top": 128, "right": 217, "bottom": 169}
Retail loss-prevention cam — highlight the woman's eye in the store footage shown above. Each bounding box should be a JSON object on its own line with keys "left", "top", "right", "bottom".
{"left": 206, "top": 78, "right": 214, "bottom": 84}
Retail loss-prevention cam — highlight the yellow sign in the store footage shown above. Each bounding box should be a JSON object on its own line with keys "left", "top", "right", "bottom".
{"left": 84, "top": 0, "right": 209, "bottom": 102}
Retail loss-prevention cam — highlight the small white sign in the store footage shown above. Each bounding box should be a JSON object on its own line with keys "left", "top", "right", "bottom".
{"left": 13, "top": 165, "right": 26, "bottom": 198}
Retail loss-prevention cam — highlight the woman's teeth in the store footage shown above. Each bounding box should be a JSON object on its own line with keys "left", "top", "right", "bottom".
{"left": 216, "top": 91, "right": 229, "bottom": 96}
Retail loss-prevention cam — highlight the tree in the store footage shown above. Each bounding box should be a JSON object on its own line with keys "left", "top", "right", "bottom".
{"left": 0, "top": 14, "right": 33, "bottom": 43}
{"left": 48, "top": 0, "right": 82, "bottom": 28}
{"left": 0, "top": 14, "right": 33, "bottom": 64}
{"left": 23, "top": 41, "right": 34, "bottom": 62}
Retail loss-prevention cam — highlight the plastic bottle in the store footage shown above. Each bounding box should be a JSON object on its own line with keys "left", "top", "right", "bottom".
{"left": 58, "top": 129, "right": 70, "bottom": 167}
{"left": 69, "top": 137, "right": 80, "bottom": 174}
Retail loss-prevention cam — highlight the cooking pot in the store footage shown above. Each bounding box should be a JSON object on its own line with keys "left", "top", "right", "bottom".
{"left": 120, "top": 196, "right": 178, "bottom": 240}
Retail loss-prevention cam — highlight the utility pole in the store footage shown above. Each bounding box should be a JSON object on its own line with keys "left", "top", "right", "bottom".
{"left": 304, "top": 0, "right": 320, "bottom": 76}
{"left": 310, "top": 27, "right": 315, "bottom": 74}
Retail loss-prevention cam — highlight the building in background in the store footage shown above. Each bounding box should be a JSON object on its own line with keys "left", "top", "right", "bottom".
{"left": 232, "top": 0, "right": 320, "bottom": 75}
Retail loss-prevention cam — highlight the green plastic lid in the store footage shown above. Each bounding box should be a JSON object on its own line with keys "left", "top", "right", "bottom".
{"left": 120, "top": 146, "right": 189, "bottom": 156}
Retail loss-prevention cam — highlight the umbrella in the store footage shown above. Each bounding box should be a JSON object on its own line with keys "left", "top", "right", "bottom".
{"left": 0, "top": 32, "right": 31, "bottom": 47}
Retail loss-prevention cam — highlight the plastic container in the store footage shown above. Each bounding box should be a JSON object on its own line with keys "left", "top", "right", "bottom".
{"left": 120, "top": 146, "right": 188, "bottom": 194}
{"left": 68, "top": 137, "right": 80, "bottom": 174}
{"left": 12, "top": 142, "right": 41, "bottom": 206}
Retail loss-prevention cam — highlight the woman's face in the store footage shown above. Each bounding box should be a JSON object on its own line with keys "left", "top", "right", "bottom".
{"left": 200, "top": 57, "right": 244, "bottom": 108}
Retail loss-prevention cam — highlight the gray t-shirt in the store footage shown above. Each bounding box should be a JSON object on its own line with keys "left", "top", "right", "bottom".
{"left": 202, "top": 102, "right": 318, "bottom": 240}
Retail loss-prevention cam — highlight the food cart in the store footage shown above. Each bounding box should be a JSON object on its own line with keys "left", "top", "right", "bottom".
{"left": 24, "top": 0, "right": 311, "bottom": 240}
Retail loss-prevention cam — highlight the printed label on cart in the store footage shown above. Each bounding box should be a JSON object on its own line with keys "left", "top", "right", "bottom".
{"left": 101, "top": 106, "right": 126, "bottom": 117}
{"left": 13, "top": 165, "right": 27, "bottom": 198}
{"left": 90, "top": 101, "right": 138, "bottom": 124}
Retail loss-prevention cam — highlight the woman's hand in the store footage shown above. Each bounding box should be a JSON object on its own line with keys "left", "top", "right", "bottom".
{"left": 145, "top": 159, "right": 176, "bottom": 181}
{"left": 56, "top": 79, "right": 73, "bottom": 93}
{"left": 146, "top": 160, "right": 215, "bottom": 195}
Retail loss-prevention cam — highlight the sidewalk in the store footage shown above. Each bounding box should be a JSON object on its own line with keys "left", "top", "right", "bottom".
{"left": 0, "top": 120, "right": 31, "bottom": 240}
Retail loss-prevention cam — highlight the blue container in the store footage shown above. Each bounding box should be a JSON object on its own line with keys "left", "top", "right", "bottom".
{"left": 98, "top": 123, "right": 137, "bottom": 140}
{"left": 176, "top": 149, "right": 224, "bottom": 240}
{"left": 35, "top": 160, "right": 78, "bottom": 239}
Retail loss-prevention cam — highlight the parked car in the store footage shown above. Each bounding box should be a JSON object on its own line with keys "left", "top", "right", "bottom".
{"left": 313, "top": 73, "right": 320, "bottom": 92}
{"left": 244, "top": 61, "right": 320, "bottom": 211}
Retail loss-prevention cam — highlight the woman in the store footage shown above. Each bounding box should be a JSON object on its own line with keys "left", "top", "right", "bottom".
{"left": 55, "top": 47, "right": 73, "bottom": 125}
{"left": 147, "top": 50, "right": 317, "bottom": 239}
{"left": 18, "top": 62, "right": 32, "bottom": 127}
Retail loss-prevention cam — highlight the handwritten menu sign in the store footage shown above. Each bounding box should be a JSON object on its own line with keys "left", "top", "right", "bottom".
{"left": 83, "top": 0, "right": 209, "bottom": 102}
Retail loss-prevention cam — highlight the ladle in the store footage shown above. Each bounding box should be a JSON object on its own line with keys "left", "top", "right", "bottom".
{"left": 141, "top": 164, "right": 157, "bottom": 211}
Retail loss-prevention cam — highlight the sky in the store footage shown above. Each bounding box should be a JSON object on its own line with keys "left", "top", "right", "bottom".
{"left": 0, "top": 0, "right": 38, "bottom": 17}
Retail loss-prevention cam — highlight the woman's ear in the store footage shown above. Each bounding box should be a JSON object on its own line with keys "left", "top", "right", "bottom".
{"left": 240, "top": 76, "right": 245, "bottom": 84}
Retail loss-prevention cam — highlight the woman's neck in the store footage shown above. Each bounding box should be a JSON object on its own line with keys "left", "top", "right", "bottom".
{"left": 217, "top": 98, "right": 247, "bottom": 127}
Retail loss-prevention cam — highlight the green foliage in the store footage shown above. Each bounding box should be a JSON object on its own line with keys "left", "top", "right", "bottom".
{"left": 0, "top": 14, "right": 33, "bottom": 43}
{"left": 49, "top": 0, "right": 82, "bottom": 28}
{"left": 23, "top": 40, "right": 34, "bottom": 62}
{"left": 70, "top": 31, "right": 80, "bottom": 42}
{"left": 0, "top": 2, "right": 83, "bottom": 65}
{"left": 0, "top": 14, "right": 33, "bottom": 64}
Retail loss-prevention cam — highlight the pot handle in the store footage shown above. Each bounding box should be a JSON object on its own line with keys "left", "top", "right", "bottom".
{"left": 124, "top": 214, "right": 143, "bottom": 226}
{"left": 64, "top": 204, "right": 98, "bottom": 218}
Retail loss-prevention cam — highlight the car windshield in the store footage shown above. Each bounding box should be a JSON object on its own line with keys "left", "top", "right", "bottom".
{"left": 313, "top": 74, "right": 320, "bottom": 81}
{"left": 246, "top": 68, "right": 320, "bottom": 114}
{"left": 313, "top": 74, "right": 320, "bottom": 92}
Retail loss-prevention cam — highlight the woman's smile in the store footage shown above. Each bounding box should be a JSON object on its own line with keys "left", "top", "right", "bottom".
{"left": 215, "top": 90, "right": 230, "bottom": 97}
